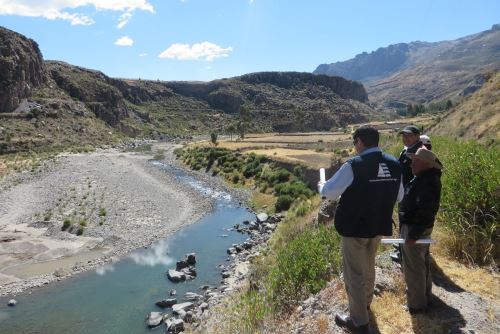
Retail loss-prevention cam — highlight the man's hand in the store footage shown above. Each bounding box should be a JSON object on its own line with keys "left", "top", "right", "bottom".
{"left": 317, "top": 181, "right": 325, "bottom": 194}
{"left": 405, "top": 239, "right": 417, "bottom": 246}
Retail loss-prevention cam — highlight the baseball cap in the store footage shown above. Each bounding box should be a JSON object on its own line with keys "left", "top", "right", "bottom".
{"left": 398, "top": 125, "right": 421, "bottom": 135}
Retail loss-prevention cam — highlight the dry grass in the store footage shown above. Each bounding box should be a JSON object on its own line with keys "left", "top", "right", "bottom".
{"left": 250, "top": 189, "right": 277, "bottom": 212}
{"left": 432, "top": 227, "right": 500, "bottom": 301}
{"left": 349, "top": 115, "right": 436, "bottom": 129}
{"left": 246, "top": 148, "right": 334, "bottom": 169}
{"left": 429, "top": 71, "right": 500, "bottom": 141}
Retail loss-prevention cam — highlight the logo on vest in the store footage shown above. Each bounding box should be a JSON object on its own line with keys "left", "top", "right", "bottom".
{"left": 377, "top": 163, "right": 392, "bottom": 178}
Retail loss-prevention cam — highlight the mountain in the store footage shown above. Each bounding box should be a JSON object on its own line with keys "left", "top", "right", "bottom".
{"left": 0, "top": 26, "right": 375, "bottom": 153}
{"left": 428, "top": 71, "right": 499, "bottom": 142}
{"left": 314, "top": 24, "right": 500, "bottom": 108}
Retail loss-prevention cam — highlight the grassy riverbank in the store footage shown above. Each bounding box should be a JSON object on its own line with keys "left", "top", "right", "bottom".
{"left": 176, "top": 134, "right": 499, "bottom": 333}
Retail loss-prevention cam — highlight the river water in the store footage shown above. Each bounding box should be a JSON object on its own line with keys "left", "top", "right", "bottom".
{"left": 0, "top": 162, "right": 254, "bottom": 333}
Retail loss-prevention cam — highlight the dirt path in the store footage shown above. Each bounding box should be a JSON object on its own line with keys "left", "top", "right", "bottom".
{"left": 0, "top": 143, "right": 213, "bottom": 295}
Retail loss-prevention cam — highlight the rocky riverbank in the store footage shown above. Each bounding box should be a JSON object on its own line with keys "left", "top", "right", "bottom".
{"left": 0, "top": 141, "right": 245, "bottom": 296}
{"left": 143, "top": 210, "right": 284, "bottom": 333}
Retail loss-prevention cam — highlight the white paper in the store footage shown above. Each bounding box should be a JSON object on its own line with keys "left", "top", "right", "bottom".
{"left": 319, "top": 168, "right": 326, "bottom": 183}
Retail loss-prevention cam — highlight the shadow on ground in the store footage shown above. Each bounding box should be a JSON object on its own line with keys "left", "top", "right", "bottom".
{"left": 409, "top": 257, "right": 467, "bottom": 333}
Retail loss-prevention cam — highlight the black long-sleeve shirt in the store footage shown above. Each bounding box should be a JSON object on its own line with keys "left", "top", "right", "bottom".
{"left": 398, "top": 168, "right": 442, "bottom": 240}
{"left": 398, "top": 141, "right": 423, "bottom": 186}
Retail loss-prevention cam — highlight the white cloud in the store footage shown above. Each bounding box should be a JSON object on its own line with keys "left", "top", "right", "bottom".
{"left": 117, "top": 12, "right": 132, "bottom": 29}
{"left": 158, "top": 42, "right": 233, "bottom": 61}
{"left": 138, "top": 53, "right": 148, "bottom": 57}
{"left": 115, "top": 36, "right": 134, "bottom": 46}
{"left": 0, "top": 0, "right": 154, "bottom": 26}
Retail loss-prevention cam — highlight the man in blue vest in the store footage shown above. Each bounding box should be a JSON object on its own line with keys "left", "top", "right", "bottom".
{"left": 319, "top": 125, "right": 403, "bottom": 333}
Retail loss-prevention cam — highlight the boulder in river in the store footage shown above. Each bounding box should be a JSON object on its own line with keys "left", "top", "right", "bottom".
{"left": 146, "top": 311, "right": 163, "bottom": 328}
{"left": 172, "top": 302, "right": 194, "bottom": 314}
{"left": 256, "top": 212, "right": 268, "bottom": 223}
{"left": 186, "top": 253, "right": 196, "bottom": 265}
{"left": 166, "top": 318, "right": 184, "bottom": 333}
{"left": 7, "top": 299, "right": 17, "bottom": 306}
{"left": 155, "top": 298, "right": 177, "bottom": 308}
{"left": 167, "top": 269, "right": 186, "bottom": 282}
{"left": 175, "top": 260, "right": 189, "bottom": 271}
{"left": 184, "top": 292, "right": 202, "bottom": 301}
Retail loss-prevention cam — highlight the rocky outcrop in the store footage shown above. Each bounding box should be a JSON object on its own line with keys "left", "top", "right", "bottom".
{"left": 0, "top": 27, "right": 47, "bottom": 112}
{"left": 47, "top": 61, "right": 128, "bottom": 126}
{"left": 239, "top": 72, "right": 368, "bottom": 102}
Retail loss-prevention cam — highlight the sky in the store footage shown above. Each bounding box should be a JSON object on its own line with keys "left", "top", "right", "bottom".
{"left": 0, "top": 0, "right": 499, "bottom": 81}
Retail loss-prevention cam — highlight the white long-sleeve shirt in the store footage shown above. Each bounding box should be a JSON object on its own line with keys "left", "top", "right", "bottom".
{"left": 320, "top": 147, "right": 404, "bottom": 202}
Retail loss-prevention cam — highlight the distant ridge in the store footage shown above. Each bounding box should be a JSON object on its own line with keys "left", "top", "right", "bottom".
{"left": 314, "top": 24, "right": 500, "bottom": 108}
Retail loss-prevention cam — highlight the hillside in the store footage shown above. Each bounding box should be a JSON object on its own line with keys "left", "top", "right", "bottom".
{"left": 428, "top": 71, "right": 500, "bottom": 142}
{"left": 0, "top": 27, "right": 376, "bottom": 154}
{"left": 314, "top": 24, "right": 500, "bottom": 108}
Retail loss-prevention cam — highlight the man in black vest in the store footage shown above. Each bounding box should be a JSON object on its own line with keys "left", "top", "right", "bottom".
{"left": 319, "top": 125, "right": 403, "bottom": 333}
{"left": 398, "top": 125, "right": 423, "bottom": 187}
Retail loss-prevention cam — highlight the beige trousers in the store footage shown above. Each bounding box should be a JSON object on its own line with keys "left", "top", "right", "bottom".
{"left": 400, "top": 224, "right": 433, "bottom": 309}
{"left": 341, "top": 236, "right": 381, "bottom": 326}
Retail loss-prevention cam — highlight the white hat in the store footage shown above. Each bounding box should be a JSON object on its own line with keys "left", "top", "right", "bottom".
{"left": 420, "top": 134, "right": 431, "bottom": 145}
{"left": 407, "top": 148, "right": 442, "bottom": 169}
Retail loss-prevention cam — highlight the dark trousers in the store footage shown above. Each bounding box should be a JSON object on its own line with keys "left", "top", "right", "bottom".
{"left": 400, "top": 225, "right": 433, "bottom": 309}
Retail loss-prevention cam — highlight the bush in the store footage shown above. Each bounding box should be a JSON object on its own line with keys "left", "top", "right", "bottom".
{"left": 274, "top": 180, "right": 313, "bottom": 199}
{"left": 275, "top": 195, "right": 293, "bottom": 211}
{"left": 266, "top": 168, "right": 290, "bottom": 185}
{"left": 268, "top": 225, "right": 342, "bottom": 310}
{"left": 436, "top": 138, "right": 499, "bottom": 265}
{"left": 232, "top": 173, "right": 240, "bottom": 184}
{"left": 98, "top": 207, "right": 107, "bottom": 217}
{"left": 293, "top": 165, "right": 304, "bottom": 178}
{"left": 62, "top": 219, "right": 72, "bottom": 231}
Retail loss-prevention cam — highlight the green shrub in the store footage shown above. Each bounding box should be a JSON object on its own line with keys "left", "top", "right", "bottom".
{"left": 293, "top": 165, "right": 304, "bottom": 178}
{"left": 268, "top": 225, "right": 342, "bottom": 310}
{"left": 44, "top": 210, "right": 52, "bottom": 221}
{"left": 62, "top": 219, "right": 72, "bottom": 231}
{"left": 274, "top": 180, "right": 313, "bottom": 199}
{"left": 275, "top": 195, "right": 293, "bottom": 211}
{"left": 435, "top": 138, "right": 499, "bottom": 266}
{"left": 77, "top": 226, "right": 84, "bottom": 236}
{"left": 98, "top": 207, "right": 107, "bottom": 217}
{"left": 232, "top": 173, "right": 240, "bottom": 184}
{"left": 266, "top": 168, "right": 290, "bottom": 186}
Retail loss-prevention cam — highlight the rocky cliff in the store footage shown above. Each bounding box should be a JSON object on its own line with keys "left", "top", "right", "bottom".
{"left": 0, "top": 27, "right": 47, "bottom": 113}
{"left": 0, "top": 26, "right": 376, "bottom": 153}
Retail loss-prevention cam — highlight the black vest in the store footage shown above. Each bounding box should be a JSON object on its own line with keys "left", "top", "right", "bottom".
{"left": 335, "top": 151, "right": 402, "bottom": 238}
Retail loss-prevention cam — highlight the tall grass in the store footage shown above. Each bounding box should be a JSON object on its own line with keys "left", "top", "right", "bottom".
{"left": 434, "top": 138, "right": 499, "bottom": 266}
{"left": 268, "top": 225, "right": 342, "bottom": 310}
{"left": 381, "top": 134, "right": 499, "bottom": 266}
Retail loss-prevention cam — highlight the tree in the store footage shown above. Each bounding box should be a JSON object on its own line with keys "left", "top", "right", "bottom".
{"left": 237, "top": 121, "right": 246, "bottom": 140}
{"left": 237, "top": 105, "right": 251, "bottom": 140}
{"left": 210, "top": 132, "right": 218, "bottom": 146}
{"left": 446, "top": 100, "right": 453, "bottom": 110}
{"left": 407, "top": 104, "right": 414, "bottom": 116}
{"left": 226, "top": 124, "right": 236, "bottom": 141}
